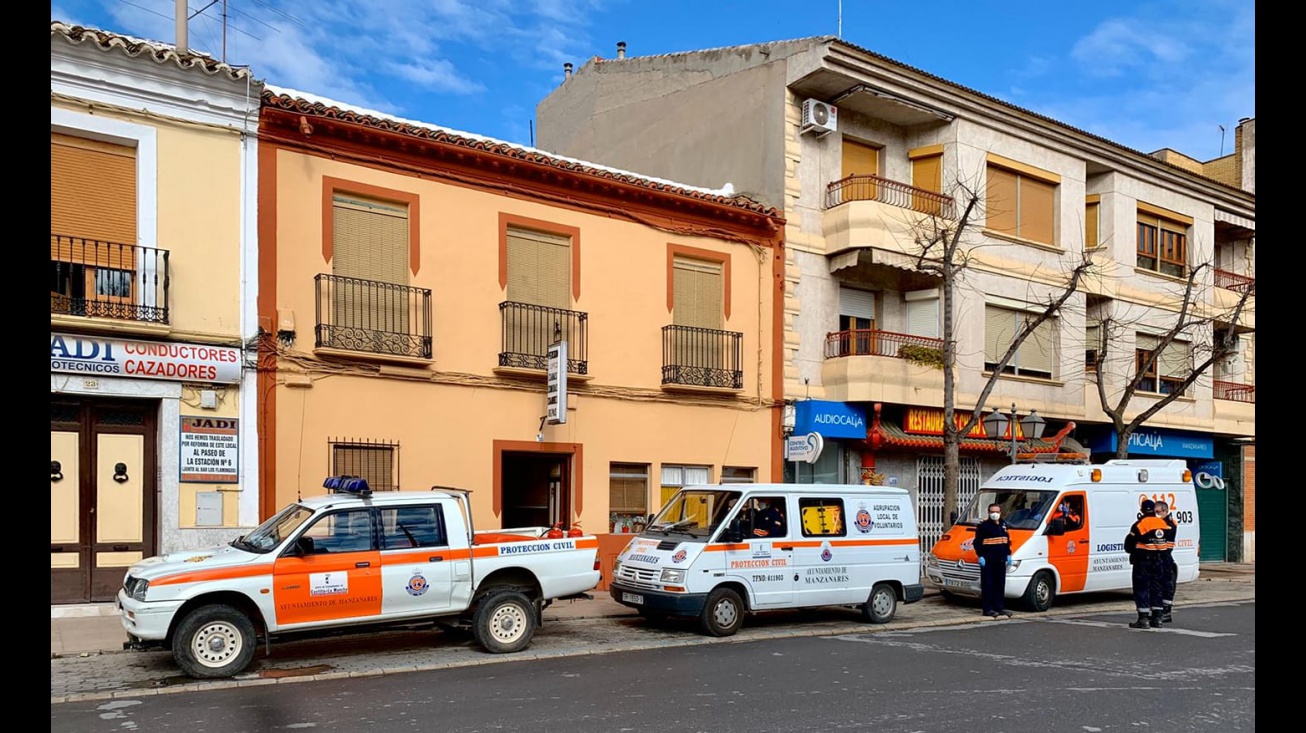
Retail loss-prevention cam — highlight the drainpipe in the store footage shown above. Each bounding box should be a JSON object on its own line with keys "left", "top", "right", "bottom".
{"left": 176, "top": 0, "right": 188, "bottom": 53}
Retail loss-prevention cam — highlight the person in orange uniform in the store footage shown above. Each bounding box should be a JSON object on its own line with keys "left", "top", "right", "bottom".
{"left": 1124, "top": 499, "right": 1170, "bottom": 629}
{"left": 1154, "top": 501, "right": 1178, "bottom": 623}
{"left": 974, "top": 503, "right": 1014, "bottom": 619}
{"left": 1051, "top": 501, "right": 1081, "bottom": 527}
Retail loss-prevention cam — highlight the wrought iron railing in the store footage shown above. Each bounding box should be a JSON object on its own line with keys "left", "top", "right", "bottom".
{"left": 499, "top": 301, "right": 589, "bottom": 374}
{"left": 825, "top": 174, "right": 956, "bottom": 218}
{"left": 1213, "top": 380, "right": 1255, "bottom": 404}
{"left": 1214, "top": 268, "right": 1255, "bottom": 294}
{"left": 50, "top": 234, "right": 170, "bottom": 323}
{"left": 314, "top": 274, "right": 432, "bottom": 359}
{"left": 825, "top": 329, "right": 944, "bottom": 359}
{"left": 662, "top": 325, "right": 743, "bottom": 389}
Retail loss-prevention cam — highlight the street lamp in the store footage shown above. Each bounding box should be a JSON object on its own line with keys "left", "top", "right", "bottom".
{"left": 983, "top": 402, "right": 1047, "bottom": 463}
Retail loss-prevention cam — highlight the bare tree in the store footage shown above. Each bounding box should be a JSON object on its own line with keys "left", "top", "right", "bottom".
{"left": 1091, "top": 261, "right": 1254, "bottom": 457}
{"left": 906, "top": 175, "right": 1095, "bottom": 523}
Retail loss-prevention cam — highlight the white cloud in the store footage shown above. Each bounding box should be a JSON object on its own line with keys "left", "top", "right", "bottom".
{"left": 385, "top": 60, "right": 485, "bottom": 94}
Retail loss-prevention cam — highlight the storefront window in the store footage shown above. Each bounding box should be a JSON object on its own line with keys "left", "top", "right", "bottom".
{"left": 608, "top": 463, "right": 650, "bottom": 534}
{"left": 784, "top": 442, "right": 843, "bottom": 483}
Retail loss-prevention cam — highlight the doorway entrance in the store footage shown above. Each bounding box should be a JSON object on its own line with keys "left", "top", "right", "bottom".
{"left": 51, "top": 398, "right": 158, "bottom": 604}
{"left": 500, "top": 452, "right": 572, "bottom": 530}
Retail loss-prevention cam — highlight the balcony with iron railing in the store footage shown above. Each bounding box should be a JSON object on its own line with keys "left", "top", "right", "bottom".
{"left": 50, "top": 234, "right": 170, "bottom": 325}
{"left": 1214, "top": 268, "right": 1255, "bottom": 294}
{"left": 314, "top": 274, "right": 432, "bottom": 360}
{"left": 825, "top": 174, "right": 956, "bottom": 218}
{"left": 821, "top": 328, "right": 946, "bottom": 404}
{"left": 498, "top": 301, "right": 589, "bottom": 375}
{"left": 661, "top": 325, "right": 743, "bottom": 390}
{"left": 1214, "top": 380, "right": 1255, "bottom": 404}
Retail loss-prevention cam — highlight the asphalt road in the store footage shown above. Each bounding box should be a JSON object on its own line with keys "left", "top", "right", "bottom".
{"left": 50, "top": 600, "right": 1254, "bottom": 733}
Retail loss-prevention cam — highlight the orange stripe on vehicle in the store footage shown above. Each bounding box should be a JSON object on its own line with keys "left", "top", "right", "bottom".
{"left": 151, "top": 564, "right": 271, "bottom": 586}
{"left": 705, "top": 538, "right": 917, "bottom": 552}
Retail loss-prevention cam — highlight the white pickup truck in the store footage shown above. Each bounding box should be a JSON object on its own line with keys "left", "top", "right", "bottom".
{"left": 117, "top": 476, "right": 601, "bottom": 679}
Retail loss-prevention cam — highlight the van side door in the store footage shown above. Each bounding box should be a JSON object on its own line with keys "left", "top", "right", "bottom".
{"left": 791, "top": 495, "right": 855, "bottom": 607}
{"left": 1046, "top": 492, "right": 1089, "bottom": 592}
{"left": 724, "top": 494, "right": 794, "bottom": 607}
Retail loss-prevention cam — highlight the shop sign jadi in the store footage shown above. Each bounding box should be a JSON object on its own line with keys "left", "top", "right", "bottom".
{"left": 50, "top": 333, "right": 242, "bottom": 384}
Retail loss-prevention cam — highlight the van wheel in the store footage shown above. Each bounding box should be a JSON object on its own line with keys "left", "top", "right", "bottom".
{"left": 473, "top": 591, "right": 537, "bottom": 653}
{"left": 171, "top": 604, "right": 257, "bottom": 679}
{"left": 861, "top": 583, "right": 898, "bottom": 624}
{"left": 699, "top": 587, "right": 745, "bottom": 637}
{"left": 1022, "top": 571, "right": 1055, "bottom": 612}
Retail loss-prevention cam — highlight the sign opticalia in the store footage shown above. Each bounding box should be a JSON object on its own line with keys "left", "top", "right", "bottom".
{"left": 1087, "top": 426, "right": 1214, "bottom": 459}
{"left": 50, "top": 333, "right": 242, "bottom": 384}
{"left": 786, "top": 432, "right": 825, "bottom": 464}
{"left": 546, "top": 340, "right": 568, "bottom": 425}
{"left": 793, "top": 400, "right": 866, "bottom": 440}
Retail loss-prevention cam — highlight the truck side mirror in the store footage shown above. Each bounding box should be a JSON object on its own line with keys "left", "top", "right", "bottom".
{"left": 1045, "top": 518, "right": 1065, "bottom": 536}
{"left": 293, "top": 536, "right": 317, "bottom": 555}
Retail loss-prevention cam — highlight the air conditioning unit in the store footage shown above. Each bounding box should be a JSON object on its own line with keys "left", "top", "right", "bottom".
{"left": 800, "top": 99, "right": 838, "bottom": 136}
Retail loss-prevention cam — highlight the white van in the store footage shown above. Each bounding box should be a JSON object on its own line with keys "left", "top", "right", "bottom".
{"left": 924, "top": 457, "right": 1201, "bottom": 611}
{"left": 609, "top": 484, "right": 924, "bottom": 636}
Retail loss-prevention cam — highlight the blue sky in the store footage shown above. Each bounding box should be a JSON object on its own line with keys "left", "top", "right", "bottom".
{"left": 53, "top": 1, "right": 1253, "bottom": 164}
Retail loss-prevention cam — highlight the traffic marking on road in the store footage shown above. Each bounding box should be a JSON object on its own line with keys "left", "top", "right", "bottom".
{"left": 1039, "top": 618, "right": 1236, "bottom": 638}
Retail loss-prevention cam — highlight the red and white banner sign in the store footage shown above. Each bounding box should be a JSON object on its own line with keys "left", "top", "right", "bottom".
{"left": 50, "top": 333, "right": 242, "bottom": 384}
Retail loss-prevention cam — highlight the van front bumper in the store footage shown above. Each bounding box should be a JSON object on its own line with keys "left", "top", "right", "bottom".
{"left": 609, "top": 582, "right": 708, "bottom": 616}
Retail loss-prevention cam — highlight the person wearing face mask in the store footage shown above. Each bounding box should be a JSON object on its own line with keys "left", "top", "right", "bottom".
{"left": 974, "top": 503, "right": 1014, "bottom": 618}
{"left": 1154, "top": 501, "right": 1178, "bottom": 623}
{"left": 1125, "top": 499, "right": 1168, "bottom": 629}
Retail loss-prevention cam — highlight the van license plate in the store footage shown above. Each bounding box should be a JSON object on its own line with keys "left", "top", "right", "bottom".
{"left": 621, "top": 592, "right": 644, "bottom": 605}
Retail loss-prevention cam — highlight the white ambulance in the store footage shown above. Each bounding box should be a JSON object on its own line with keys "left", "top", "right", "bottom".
{"left": 609, "top": 484, "right": 924, "bottom": 636}
{"left": 924, "top": 456, "right": 1201, "bottom": 611}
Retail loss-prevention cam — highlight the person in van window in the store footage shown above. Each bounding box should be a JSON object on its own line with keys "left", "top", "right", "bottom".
{"left": 975, "top": 503, "right": 1014, "bottom": 618}
{"left": 1051, "top": 500, "right": 1082, "bottom": 530}
{"left": 751, "top": 497, "right": 786, "bottom": 537}
{"left": 1154, "top": 501, "right": 1178, "bottom": 623}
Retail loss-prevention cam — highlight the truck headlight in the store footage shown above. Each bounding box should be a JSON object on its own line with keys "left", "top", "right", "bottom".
{"left": 660, "top": 569, "right": 685, "bottom": 584}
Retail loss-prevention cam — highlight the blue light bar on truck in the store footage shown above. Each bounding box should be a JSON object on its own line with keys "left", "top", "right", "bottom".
{"left": 323, "top": 475, "right": 371, "bottom": 495}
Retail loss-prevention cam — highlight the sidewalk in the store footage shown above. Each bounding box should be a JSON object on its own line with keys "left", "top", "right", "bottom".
{"left": 51, "top": 563, "right": 1254, "bottom": 658}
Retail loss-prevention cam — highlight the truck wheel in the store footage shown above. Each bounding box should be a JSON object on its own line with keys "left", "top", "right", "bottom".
{"left": 473, "top": 591, "right": 537, "bottom": 654}
{"left": 1022, "top": 571, "right": 1056, "bottom": 612}
{"left": 861, "top": 582, "right": 897, "bottom": 624}
{"left": 171, "top": 604, "right": 257, "bottom": 679}
{"left": 699, "top": 587, "right": 744, "bottom": 637}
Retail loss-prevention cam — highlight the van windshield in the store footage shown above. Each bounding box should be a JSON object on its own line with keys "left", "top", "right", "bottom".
{"left": 645, "top": 489, "right": 742, "bottom": 540}
{"left": 960, "top": 489, "right": 1059, "bottom": 530}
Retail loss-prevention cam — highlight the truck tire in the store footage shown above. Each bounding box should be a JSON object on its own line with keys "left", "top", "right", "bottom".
{"left": 1022, "top": 570, "right": 1056, "bottom": 612}
{"left": 473, "top": 591, "right": 537, "bottom": 654}
{"left": 699, "top": 587, "right": 745, "bottom": 637}
{"left": 171, "top": 604, "right": 257, "bottom": 679}
{"left": 861, "top": 582, "right": 897, "bottom": 624}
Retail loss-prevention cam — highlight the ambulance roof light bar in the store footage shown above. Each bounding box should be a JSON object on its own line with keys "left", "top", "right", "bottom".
{"left": 1014, "top": 452, "right": 1090, "bottom": 464}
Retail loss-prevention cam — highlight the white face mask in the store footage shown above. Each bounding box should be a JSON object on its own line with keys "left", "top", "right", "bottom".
{"left": 989, "top": 512, "right": 1001, "bottom": 521}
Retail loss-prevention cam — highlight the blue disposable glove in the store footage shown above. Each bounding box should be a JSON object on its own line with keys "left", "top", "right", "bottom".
{"left": 978, "top": 556, "right": 986, "bottom": 567}
{"left": 1006, "top": 556, "right": 1013, "bottom": 567}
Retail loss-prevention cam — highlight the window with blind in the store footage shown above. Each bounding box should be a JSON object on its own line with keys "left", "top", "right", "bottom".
{"left": 1136, "top": 208, "right": 1188, "bottom": 278}
{"left": 1135, "top": 334, "right": 1190, "bottom": 395}
{"left": 905, "top": 291, "right": 940, "bottom": 339}
{"left": 332, "top": 194, "right": 410, "bottom": 337}
{"left": 985, "top": 163, "right": 1057, "bottom": 246}
{"left": 838, "top": 286, "right": 876, "bottom": 355}
{"left": 984, "top": 305, "right": 1056, "bottom": 380}
{"left": 505, "top": 225, "right": 573, "bottom": 357}
{"left": 720, "top": 467, "right": 756, "bottom": 484}
{"left": 1085, "top": 200, "right": 1101, "bottom": 250}
{"left": 911, "top": 152, "right": 944, "bottom": 215}
{"left": 609, "top": 463, "right": 649, "bottom": 515}
{"left": 1085, "top": 321, "right": 1102, "bottom": 371}
{"left": 672, "top": 256, "right": 724, "bottom": 329}
{"left": 330, "top": 439, "right": 399, "bottom": 491}
{"left": 659, "top": 464, "right": 711, "bottom": 509}
{"left": 842, "top": 139, "right": 880, "bottom": 178}
{"left": 51, "top": 134, "right": 138, "bottom": 305}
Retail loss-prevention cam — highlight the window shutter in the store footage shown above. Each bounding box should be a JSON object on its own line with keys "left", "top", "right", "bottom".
{"left": 1020, "top": 177, "right": 1056, "bottom": 245}
{"left": 51, "top": 134, "right": 137, "bottom": 267}
{"left": 1085, "top": 201, "right": 1099, "bottom": 249}
{"left": 906, "top": 298, "right": 940, "bottom": 338}
{"left": 985, "top": 306, "right": 1015, "bottom": 363}
{"left": 673, "top": 257, "right": 723, "bottom": 329}
{"left": 1136, "top": 333, "right": 1159, "bottom": 352}
{"left": 1159, "top": 340, "right": 1191, "bottom": 378}
{"left": 1086, "top": 322, "right": 1101, "bottom": 351}
{"left": 841, "top": 140, "right": 879, "bottom": 178}
{"left": 912, "top": 154, "right": 942, "bottom": 194}
{"left": 1022, "top": 317, "right": 1056, "bottom": 374}
{"left": 839, "top": 287, "right": 876, "bottom": 321}
{"left": 608, "top": 464, "right": 649, "bottom": 513}
{"left": 332, "top": 196, "right": 409, "bottom": 284}
{"left": 985, "top": 165, "right": 1019, "bottom": 235}
{"left": 506, "top": 227, "right": 571, "bottom": 308}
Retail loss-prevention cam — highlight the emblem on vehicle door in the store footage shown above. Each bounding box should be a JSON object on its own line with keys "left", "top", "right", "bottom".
{"left": 1066, "top": 540, "right": 1077, "bottom": 553}
{"left": 672, "top": 549, "right": 687, "bottom": 563}
{"left": 406, "top": 571, "right": 429, "bottom": 597}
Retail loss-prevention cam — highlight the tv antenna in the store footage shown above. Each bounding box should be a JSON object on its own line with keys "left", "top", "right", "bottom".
{"left": 838, "top": 0, "right": 843, "bottom": 38}
{"left": 1219, "top": 124, "right": 1227, "bottom": 157}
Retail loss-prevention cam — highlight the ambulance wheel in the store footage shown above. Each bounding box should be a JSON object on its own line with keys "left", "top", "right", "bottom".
{"left": 700, "top": 587, "right": 745, "bottom": 637}
{"left": 172, "top": 604, "right": 257, "bottom": 679}
{"left": 1022, "top": 571, "right": 1056, "bottom": 612}
{"left": 473, "top": 591, "right": 537, "bottom": 654}
{"left": 861, "top": 583, "right": 898, "bottom": 624}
